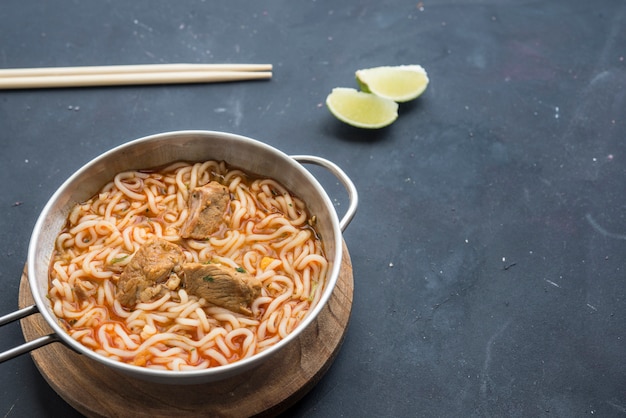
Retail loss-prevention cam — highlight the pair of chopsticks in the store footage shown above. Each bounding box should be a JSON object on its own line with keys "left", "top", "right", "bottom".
{"left": 0, "top": 63, "right": 272, "bottom": 89}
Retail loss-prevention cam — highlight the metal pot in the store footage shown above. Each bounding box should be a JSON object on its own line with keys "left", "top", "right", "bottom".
{"left": 0, "top": 130, "right": 358, "bottom": 384}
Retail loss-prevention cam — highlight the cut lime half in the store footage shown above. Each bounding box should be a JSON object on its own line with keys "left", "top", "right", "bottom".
{"left": 356, "top": 65, "right": 429, "bottom": 102}
{"left": 326, "top": 87, "right": 399, "bottom": 129}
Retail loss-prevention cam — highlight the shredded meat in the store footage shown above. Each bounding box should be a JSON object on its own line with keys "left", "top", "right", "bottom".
{"left": 180, "top": 181, "right": 230, "bottom": 239}
{"left": 115, "top": 238, "right": 185, "bottom": 308}
{"left": 182, "top": 263, "right": 262, "bottom": 315}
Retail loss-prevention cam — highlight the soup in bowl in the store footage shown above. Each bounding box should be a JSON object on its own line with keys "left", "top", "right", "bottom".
{"left": 19, "top": 131, "right": 357, "bottom": 384}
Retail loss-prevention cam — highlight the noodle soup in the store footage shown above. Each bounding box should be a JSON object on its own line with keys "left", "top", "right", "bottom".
{"left": 48, "top": 160, "right": 327, "bottom": 371}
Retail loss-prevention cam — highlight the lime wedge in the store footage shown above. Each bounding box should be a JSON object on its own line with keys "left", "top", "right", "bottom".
{"left": 326, "top": 87, "right": 399, "bottom": 129}
{"left": 356, "top": 65, "right": 429, "bottom": 102}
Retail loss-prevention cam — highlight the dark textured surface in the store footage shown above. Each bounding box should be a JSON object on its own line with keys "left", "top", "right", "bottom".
{"left": 1, "top": 1, "right": 626, "bottom": 417}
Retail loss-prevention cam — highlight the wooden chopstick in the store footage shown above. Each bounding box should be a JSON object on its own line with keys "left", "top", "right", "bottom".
{"left": 0, "top": 63, "right": 272, "bottom": 77}
{"left": 0, "top": 63, "right": 273, "bottom": 89}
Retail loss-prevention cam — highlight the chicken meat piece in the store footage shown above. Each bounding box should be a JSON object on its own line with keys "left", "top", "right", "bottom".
{"left": 116, "top": 238, "right": 185, "bottom": 308}
{"left": 182, "top": 262, "right": 262, "bottom": 315}
{"left": 180, "top": 181, "right": 230, "bottom": 239}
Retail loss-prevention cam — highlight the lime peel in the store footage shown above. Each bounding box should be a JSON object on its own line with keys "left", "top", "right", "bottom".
{"left": 356, "top": 65, "right": 429, "bottom": 103}
{"left": 326, "top": 87, "right": 398, "bottom": 129}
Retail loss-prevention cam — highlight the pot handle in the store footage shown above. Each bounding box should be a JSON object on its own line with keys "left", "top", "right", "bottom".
{"left": 291, "top": 155, "right": 358, "bottom": 232}
{"left": 0, "top": 304, "right": 63, "bottom": 363}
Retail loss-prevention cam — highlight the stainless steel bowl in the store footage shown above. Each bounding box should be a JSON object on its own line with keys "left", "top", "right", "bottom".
{"left": 0, "top": 130, "right": 358, "bottom": 384}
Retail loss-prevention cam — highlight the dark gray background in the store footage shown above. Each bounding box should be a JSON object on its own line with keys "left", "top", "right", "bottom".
{"left": 1, "top": 0, "right": 625, "bottom": 417}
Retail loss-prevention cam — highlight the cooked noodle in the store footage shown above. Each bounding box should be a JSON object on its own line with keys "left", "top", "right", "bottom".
{"left": 48, "top": 160, "right": 327, "bottom": 370}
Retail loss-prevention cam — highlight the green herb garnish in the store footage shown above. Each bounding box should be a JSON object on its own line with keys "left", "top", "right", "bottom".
{"left": 235, "top": 267, "right": 246, "bottom": 273}
{"left": 111, "top": 255, "right": 130, "bottom": 264}
{"left": 203, "top": 276, "right": 215, "bottom": 282}
{"left": 308, "top": 281, "right": 320, "bottom": 302}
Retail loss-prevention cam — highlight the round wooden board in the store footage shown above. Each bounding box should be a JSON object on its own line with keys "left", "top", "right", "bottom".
{"left": 18, "top": 243, "right": 353, "bottom": 418}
